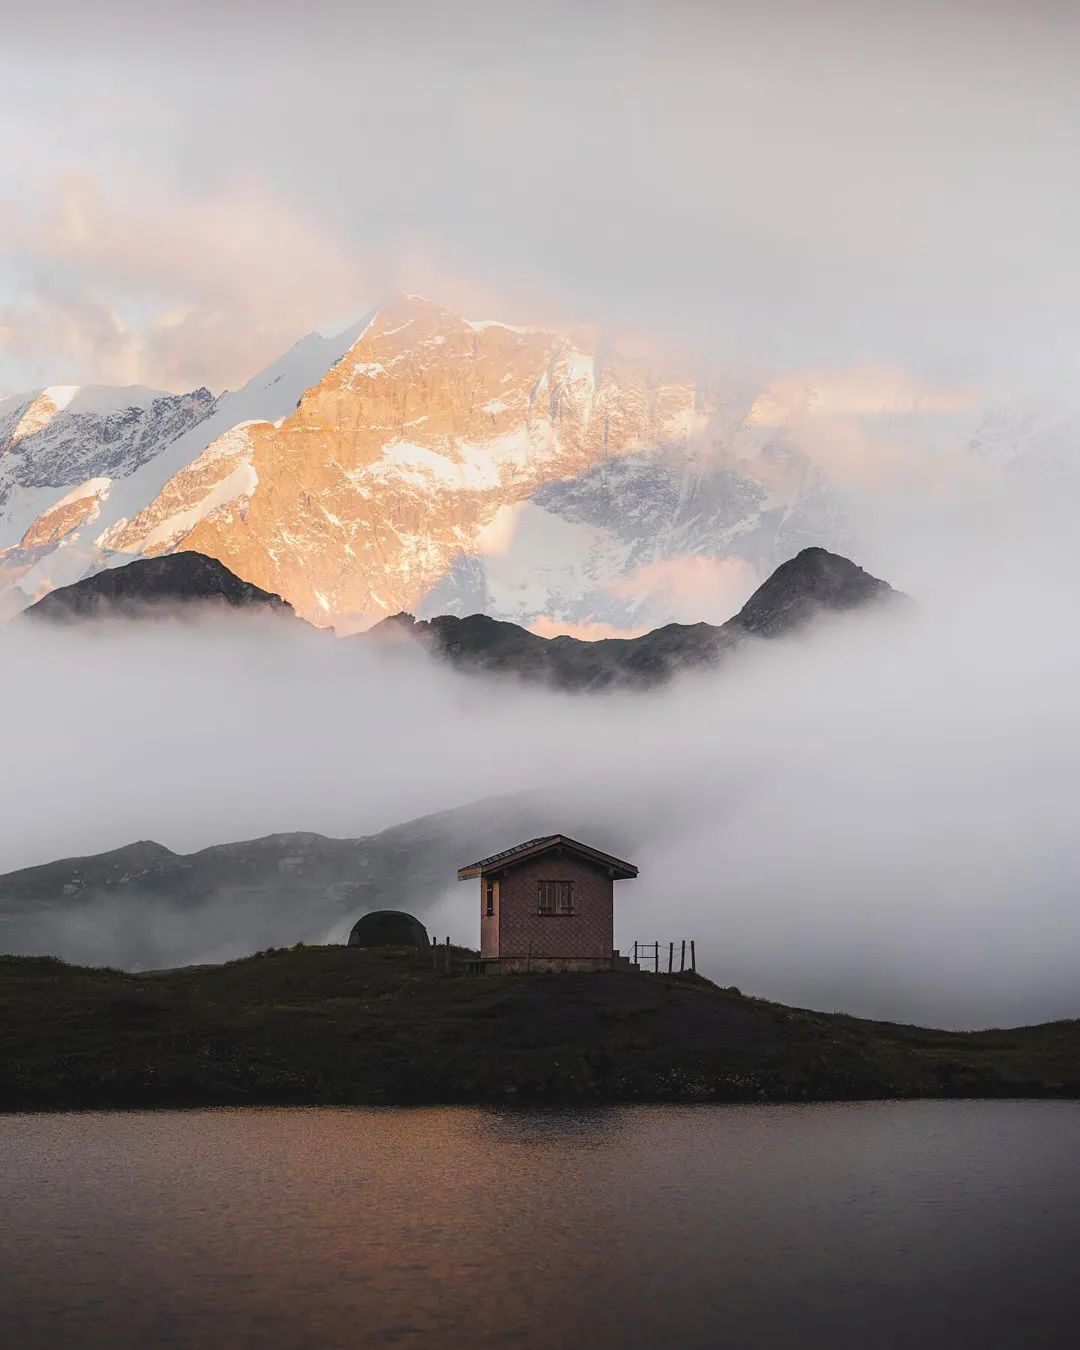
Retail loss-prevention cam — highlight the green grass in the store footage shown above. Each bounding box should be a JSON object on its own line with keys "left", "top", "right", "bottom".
{"left": 1, "top": 946, "right": 1078, "bottom": 1110}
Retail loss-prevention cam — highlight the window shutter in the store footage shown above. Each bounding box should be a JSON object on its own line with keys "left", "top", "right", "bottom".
{"left": 537, "top": 880, "right": 573, "bottom": 915}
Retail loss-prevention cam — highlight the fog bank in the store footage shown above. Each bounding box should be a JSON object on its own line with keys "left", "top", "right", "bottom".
{"left": 2, "top": 525, "right": 1079, "bottom": 1029}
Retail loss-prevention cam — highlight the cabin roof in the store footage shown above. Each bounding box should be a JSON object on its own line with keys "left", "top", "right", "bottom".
{"left": 457, "top": 834, "right": 638, "bottom": 881}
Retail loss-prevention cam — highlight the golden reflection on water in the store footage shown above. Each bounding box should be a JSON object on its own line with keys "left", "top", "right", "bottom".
{"left": 1, "top": 1103, "right": 1078, "bottom": 1349}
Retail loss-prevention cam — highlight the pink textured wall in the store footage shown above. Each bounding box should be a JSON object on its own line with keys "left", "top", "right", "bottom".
{"left": 493, "top": 853, "right": 615, "bottom": 959}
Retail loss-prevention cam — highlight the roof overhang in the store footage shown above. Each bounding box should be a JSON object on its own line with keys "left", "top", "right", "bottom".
{"left": 458, "top": 834, "right": 638, "bottom": 881}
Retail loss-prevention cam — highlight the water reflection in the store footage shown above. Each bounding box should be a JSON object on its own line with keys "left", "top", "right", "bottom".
{"left": 1, "top": 1103, "right": 1077, "bottom": 1349}
{"left": 474, "top": 1103, "right": 628, "bottom": 1148}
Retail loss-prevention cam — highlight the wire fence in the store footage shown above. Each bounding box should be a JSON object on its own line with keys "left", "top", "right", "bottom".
{"left": 631, "top": 940, "right": 696, "bottom": 974}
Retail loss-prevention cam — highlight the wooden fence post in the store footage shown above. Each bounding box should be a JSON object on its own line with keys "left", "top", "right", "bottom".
{"left": 526, "top": 940, "right": 533, "bottom": 974}
{"left": 668, "top": 942, "right": 673, "bottom": 973}
{"left": 654, "top": 942, "right": 659, "bottom": 974}
{"left": 690, "top": 940, "right": 696, "bottom": 974}
{"left": 633, "top": 941, "right": 638, "bottom": 966}
{"left": 680, "top": 940, "right": 686, "bottom": 973}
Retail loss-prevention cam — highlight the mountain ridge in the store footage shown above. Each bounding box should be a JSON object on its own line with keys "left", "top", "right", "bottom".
{"left": 0, "top": 795, "right": 563, "bottom": 970}
{"left": 25, "top": 551, "right": 293, "bottom": 620}
{"left": 0, "top": 294, "right": 852, "bottom": 631}
{"left": 0, "top": 293, "right": 1062, "bottom": 638}
{"left": 21, "top": 544, "right": 902, "bottom": 688}
{"left": 384, "top": 544, "right": 900, "bottom": 688}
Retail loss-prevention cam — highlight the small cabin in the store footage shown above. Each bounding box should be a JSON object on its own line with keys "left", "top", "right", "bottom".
{"left": 457, "top": 834, "right": 637, "bottom": 973}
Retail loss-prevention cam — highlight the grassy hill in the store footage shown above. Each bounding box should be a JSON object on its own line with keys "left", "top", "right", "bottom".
{"left": 2, "top": 945, "right": 1078, "bottom": 1110}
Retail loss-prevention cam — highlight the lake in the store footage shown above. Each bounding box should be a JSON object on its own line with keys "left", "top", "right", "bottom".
{"left": 1, "top": 1102, "right": 1076, "bottom": 1348}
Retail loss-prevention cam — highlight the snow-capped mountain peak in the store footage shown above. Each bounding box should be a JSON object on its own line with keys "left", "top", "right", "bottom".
{"left": 2, "top": 295, "right": 853, "bottom": 630}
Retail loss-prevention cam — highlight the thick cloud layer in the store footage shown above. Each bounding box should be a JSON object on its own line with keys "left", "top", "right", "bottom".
{"left": 2, "top": 497, "right": 1078, "bottom": 1031}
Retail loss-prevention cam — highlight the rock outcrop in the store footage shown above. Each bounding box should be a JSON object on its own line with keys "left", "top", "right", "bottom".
{"left": 24, "top": 552, "right": 292, "bottom": 621}
{"left": 6, "top": 300, "right": 908, "bottom": 634}
{"left": 379, "top": 547, "right": 903, "bottom": 689}
{"left": 103, "top": 295, "right": 706, "bottom": 628}
{"left": 23, "top": 544, "right": 900, "bottom": 683}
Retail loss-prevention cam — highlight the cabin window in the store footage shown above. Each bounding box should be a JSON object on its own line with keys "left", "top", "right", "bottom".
{"left": 537, "top": 880, "right": 573, "bottom": 915}
{"left": 485, "top": 879, "right": 495, "bottom": 917}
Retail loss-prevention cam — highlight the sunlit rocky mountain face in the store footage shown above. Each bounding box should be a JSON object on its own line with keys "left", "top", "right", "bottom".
{"left": 0, "top": 384, "right": 215, "bottom": 615}
{"left": 0, "top": 293, "right": 1040, "bottom": 634}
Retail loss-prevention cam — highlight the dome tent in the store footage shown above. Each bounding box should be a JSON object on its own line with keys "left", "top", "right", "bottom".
{"left": 347, "top": 910, "right": 430, "bottom": 949}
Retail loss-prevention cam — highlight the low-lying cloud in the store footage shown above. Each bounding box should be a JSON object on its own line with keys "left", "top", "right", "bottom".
{"left": 2, "top": 505, "right": 1078, "bottom": 1031}
{"left": 0, "top": 171, "right": 373, "bottom": 392}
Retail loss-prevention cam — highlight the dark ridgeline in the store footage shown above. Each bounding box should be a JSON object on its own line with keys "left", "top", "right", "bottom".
{"left": 0, "top": 798, "right": 572, "bottom": 970}
{"left": 23, "top": 552, "right": 293, "bottom": 621}
{"left": 19, "top": 544, "right": 903, "bottom": 688}
{"left": 731, "top": 546, "right": 898, "bottom": 636}
{"left": 376, "top": 546, "right": 906, "bottom": 689}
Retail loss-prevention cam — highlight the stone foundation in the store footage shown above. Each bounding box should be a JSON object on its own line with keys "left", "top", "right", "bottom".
{"left": 482, "top": 954, "right": 634, "bottom": 975}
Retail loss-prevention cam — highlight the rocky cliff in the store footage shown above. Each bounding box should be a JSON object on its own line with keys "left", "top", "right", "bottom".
{"left": 1, "top": 296, "right": 854, "bottom": 632}
{"left": 379, "top": 546, "right": 902, "bottom": 689}
{"left": 25, "top": 552, "right": 292, "bottom": 621}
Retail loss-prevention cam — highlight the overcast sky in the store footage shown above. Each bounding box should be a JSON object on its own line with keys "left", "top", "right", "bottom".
{"left": 2, "top": 0, "right": 1078, "bottom": 394}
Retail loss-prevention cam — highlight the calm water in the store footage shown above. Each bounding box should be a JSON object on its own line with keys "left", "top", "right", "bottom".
{"left": 1, "top": 1102, "right": 1077, "bottom": 1348}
